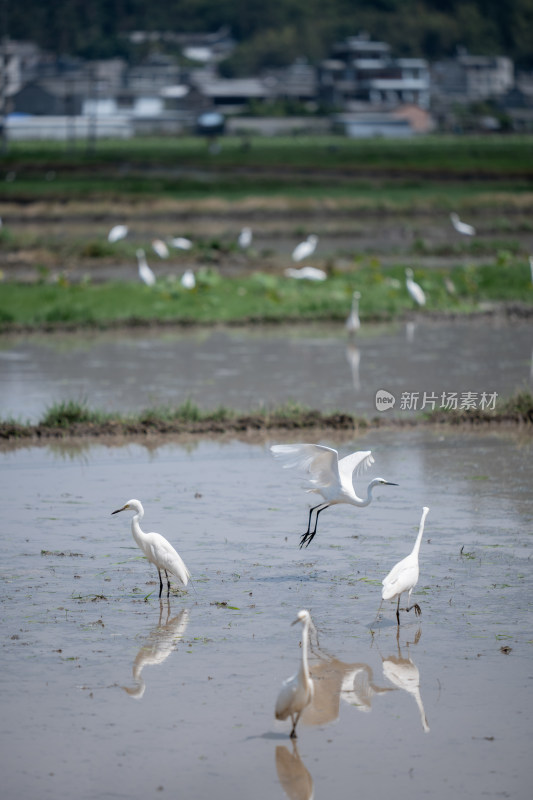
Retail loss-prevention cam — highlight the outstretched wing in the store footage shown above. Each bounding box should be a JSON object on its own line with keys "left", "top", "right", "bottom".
{"left": 270, "top": 443, "right": 341, "bottom": 490}
{"left": 337, "top": 450, "right": 374, "bottom": 489}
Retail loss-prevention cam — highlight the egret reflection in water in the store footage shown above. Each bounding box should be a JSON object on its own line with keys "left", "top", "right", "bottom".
{"left": 123, "top": 604, "right": 190, "bottom": 699}
{"left": 381, "top": 628, "right": 430, "bottom": 733}
{"left": 275, "top": 741, "right": 313, "bottom": 800}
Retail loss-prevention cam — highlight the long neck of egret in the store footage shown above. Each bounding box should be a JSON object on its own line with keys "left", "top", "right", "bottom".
{"left": 411, "top": 507, "right": 430, "bottom": 559}
{"left": 298, "top": 617, "right": 311, "bottom": 689}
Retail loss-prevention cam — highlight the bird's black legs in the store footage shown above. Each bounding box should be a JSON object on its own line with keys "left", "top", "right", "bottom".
{"left": 405, "top": 603, "right": 422, "bottom": 617}
{"left": 165, "top": 570, "right": 171, "bottom": 598}
{"left": 289, "top": 712, "right": 301, "bottom": 738}
{"left": 396, "top": 596, "right": 401, "bottom": 626}
{"left": 158, "top": 569, "right": 164, "bottom": 598}
{"left": 299, "top": 503, "right": 330, "bottom": 548}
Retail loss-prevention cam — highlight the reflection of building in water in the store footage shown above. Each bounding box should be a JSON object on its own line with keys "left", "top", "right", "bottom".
{"left": 123, "top": 603, "right": 190, "bottom": 699}
{"left": 381, "top": 628, "right": 429, "bottom": 732}
{"left": 301, "top": 653, "right": 392, "bottom": 725}
{"left": 275, "top": 741, "right": 313, "bottom": 800}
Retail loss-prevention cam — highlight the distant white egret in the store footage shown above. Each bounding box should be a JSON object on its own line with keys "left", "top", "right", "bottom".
{"left": 405, "top": 268, "right": 426, "bottom": 307}
{"left": 238, "top": 227, "right": 252, "bottom": 249}
{"left": 450, "top": 212, "right": 476, "bottom": 236}
{"left": 152, "top": 239, "right": 169, "bottom": 259}
{"left": 270, "top": 443, "right": 398, "bottom": 548}
{"left": 292, "top": 235, "right": 318, "bottom": 262}
{"left": 284, "top": 266, "right": 327, "bottom": 281}
{"left": 346, "top": 290, "right": 361, "bottom": 335}
{"left": 181, "top": 269, "right": 196, "bottom": 289}
{"left": 169, "top": 236, "right": 193, "bottom": 250}
{"left": 108, "top": 224, "right": 128, "bottom": 243}
{"left": 136, "top": 249, "right": 156, "bottom": 286}
{"left": 275, "top": 610, "right": 314, "bottom": 738}
{"left": 111, "top": 499, "right": 191, "bottom": 597}
{"left": 380, "top": 506, "right": 430, "bottom": 625}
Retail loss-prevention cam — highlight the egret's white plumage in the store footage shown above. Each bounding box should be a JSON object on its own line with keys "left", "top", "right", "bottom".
{"left": 271, "top": 443, "right": 397, "bottom": 547}
{"left": 275, "top": 610, "right": 314, "bottom": 738}
{"left": 284, "top": 266, "right": 327, "bottom": 281}
{"left": 152, "top": 239, "right": 169, "bottom": 259}
{"left": 238, "top": 227, "right": 252, "bottom": 249}
{"left": 292, "top": 235, "right": 318, "bottom": 262}
{"left": 381, "top": 506, "right": 430, "bottom": 625}
{"left": 169, "top": 236, "right": 193, "bottom": 250}
{"left": 111, "top": 499, "right": 191, "bottom": 597}
{"left": 450, "top": 212, "right": 476, "bottom": 236}
{"left": 405, "top": 268, "right": 426, "bottom": 307}
{"left": 181, "top": 269, "right": 196, "bottom": 289}
{"left": 346, "top": 290, "right": 361, "bottom": 334}
{"left": 108, "top": 224, "right": 128, "bottom": 243}
{"left": 136, "top": 248, "right": 156, "bottom": 286}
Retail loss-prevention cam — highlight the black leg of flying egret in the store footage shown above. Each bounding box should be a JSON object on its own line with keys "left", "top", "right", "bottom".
{"left": 299, "top": 503, "right": 330, "bottom": 548}
{"left": 158, "top": 569, "right": 164, "bottom": 598}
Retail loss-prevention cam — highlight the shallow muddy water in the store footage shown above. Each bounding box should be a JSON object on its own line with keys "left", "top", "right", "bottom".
{"left": 1, "top": 318, "right": 532, "bottom": 422}
{"left": 1, "top": 428, "right": 531, "bottom": 799}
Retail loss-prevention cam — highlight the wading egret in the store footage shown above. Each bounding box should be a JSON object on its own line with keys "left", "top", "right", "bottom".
{"left": 111, "top": 499, "right": 191, "bottom": 597}
{"left": 275, "top": 610, "right": 314, "bottom": 738}
{"left": 284, "top": 266, "right": 327, "bottom": 281}
{"left": 380, "top": 506, "right": 430, "bottom": 625}
{"left": 169, "top": 236, "right": 193, "bottom": 250}
{"left": 292, "top": 235, "right": 318, "bottom": 262}
{"left": 238, "top": 227, "right": 252, "bottom": 249}
{"left": 450, "top": 212, "right": 476, "bottom": 236}
{"left": 405, "top": 268, "right": 426, "bottom": 307}
{"left": 152, "top": 238, "right": 169, "bottom": 259}
{"left": 136, "top": 249, "right": 156, "bottom": 286}
{"left": 270, "top": 443, "right": 398, "bottom": 548}
{"left": 108, "top": 224, "right": 128, "bottom": 243}
{"left": 181, "top": 269, "right": 196, "bottom": 289}
{"left": 346, "top": 290, "right": 361, "bottom": 335}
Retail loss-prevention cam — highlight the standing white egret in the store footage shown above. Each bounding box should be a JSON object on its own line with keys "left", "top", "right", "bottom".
{"left": 275, "top": 610, "right": 314, "bottom": 739}
{"left": 380, "top": 506, "right": 430, "bottom": 625}
{"left": 405, "top": 268, "right": 426, "bottom": 307}
{"left": 111, "top": 499, "right": 191, "bottom": 597}
{"left": 169, "top": 236, "right": 193, "bottom": 250}
{"left": 284, "top": 266, "right": 327, "bottom": 281}
{"left": 181, "top": 269, "right": 196, "bottom": 289}
{"left": 346, "top": 290, "right": 361, "bottom": 335}
{"left": 238, "top": 227, "right": 252, "bottom": 249}
{"left": 136, "top": 249, "right": 156, "bottom": 286}
{"left": 152, "top": 239, "right": 169, "bottom": 259}
{"left": 292, "top": 235, "right": 318, "bottom": 262}
{"left": 450, "top": 212, "right": 476, "bottom": 236}
{"left": 108, "top": 224, "right": 128, "bottom": 243}
{"left": 270, "top": 443, "right": 398, "bottom": 548}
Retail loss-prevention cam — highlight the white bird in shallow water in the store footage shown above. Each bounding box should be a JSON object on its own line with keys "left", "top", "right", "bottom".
{"left": 169, "top": 236, "right": 193, "bottom": 250}
{"left": 292, "top": 235, "right": 318, "bottom": 262}
{"left": 270, "top": 443, "right": 398, "bottom": 548}
{"left": 181, "top": 269, "right": 196, "bottom": 289}
{"left": 450, "top": 212, "right": 476, "bottom": 236}
{"left": 108, "top": 224, "right": 128, "bottom": 243}
{"left": 405, "top": 268, "right": 426, "bottom": 307}
{"left": 379, "top": 506, "right": 430, "bottom": 625}
{"left": 346, "top": 290, "right": 361, "bottom": 335}
{"left": 238, "top": 227, "right": 252, "bottom": 249}
{"left": 275, "top": 610, "right": 314, "bottom": 738}
{"left": 136, "top": 249, "right": 156, "bottom": 286}
{"left": 152, "top": 238, "right": 169, "bottom": 259}
{"left": 112, "top": 499, "right": 191, "bottom": 597}
{"left": 284, "top": 266, "right": 327, "bottom": 281}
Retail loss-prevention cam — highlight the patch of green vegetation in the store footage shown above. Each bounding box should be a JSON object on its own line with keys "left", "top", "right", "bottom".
{"left": 40, "top": 399, "right": 107, "bottom": 428}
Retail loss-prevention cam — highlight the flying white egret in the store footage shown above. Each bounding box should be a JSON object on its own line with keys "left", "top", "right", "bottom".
{"left": 270, "top": 443, "right": 398, "bottom": 548}
{"left": 405, "top": 268, "right": 426, "bottom": 307}
{"left": 181, "top": 269, "right": 196, "bottom": 289}
{"left": 108, "top": 224, "right": 128, "bottom": 243}
{"left": 275, "top": 610, "right": 314, "bottom": 738}
{"left": 450, "top": 212, "right": 476, "bottom": 236}
{"left": 284, "top": 266, "right": 327, "bottom": 281}
{"left": 136, "top": 249, "right": 156, "bottom": 286}
{"left": 169, "top": 236, "right": 193, "bottom": 250}
{"left": 346, "top": 290, "right": 361, "bottom": 335}
{"left": 152, "top": 239, "right": 169, "bottom": 259}
{"left": 111, "top": 499, "right": 191, "bottom": 597}
{"left": 238, "top": 227, "right": 252, "bottom": 249}
{"left": 380, "top": 506, "right": 430, "bottom": 625}
{"left": 292, "top": 235, "right": 318, "bottom": 262}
